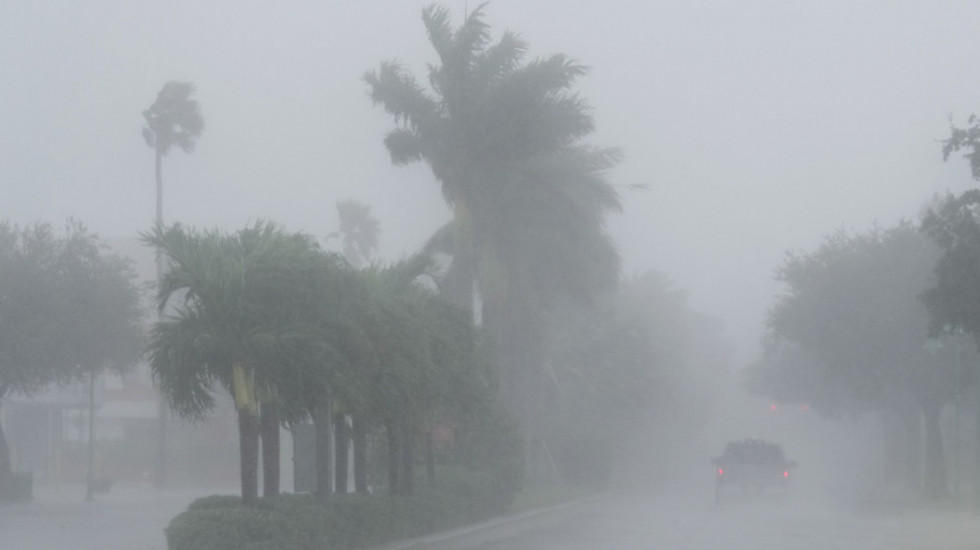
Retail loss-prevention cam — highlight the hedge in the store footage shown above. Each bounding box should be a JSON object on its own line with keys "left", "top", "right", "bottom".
{"left": 166, "top": 467, "right": 513, "bottom": 550}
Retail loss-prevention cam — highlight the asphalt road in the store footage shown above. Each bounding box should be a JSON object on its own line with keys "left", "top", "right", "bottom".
{"left": 6, "top": 481, "right": 980, "bottom": 550}
{"left": 379, "top": 489, "right": 980, "bottom": 550}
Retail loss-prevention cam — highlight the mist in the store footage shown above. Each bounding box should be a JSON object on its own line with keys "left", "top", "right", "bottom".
{"left": 3, "top": 1, "right": 980, "bottom": 549}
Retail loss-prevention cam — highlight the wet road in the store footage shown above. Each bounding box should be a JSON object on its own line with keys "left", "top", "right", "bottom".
{"left": 384, "top": 490, "right": 980, "bottom": 550}
{"left": 6, "top": 481, "right": 980, "bottom": 550}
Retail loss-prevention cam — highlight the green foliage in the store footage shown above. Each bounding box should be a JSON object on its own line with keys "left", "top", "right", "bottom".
{"left": 166, "top": 468, "right": 513, "bottom": 550}
{"left": 143, "top": 221, "right": 348, "bottom": 421}
{"left": 366, "top": 6, "right": 622, "bottom": 458}
{"left": 942, "top": 114, "right": 980, "bottom": 181}
{"left": 758, "top": 221, "right": 974, "bottom": 415}
{"left": 454, "top": 407, "right": 524, "bottom": 508}
{"left": 922, "top": 190, "right": 980, "bottom": 340}
{"left": 143, "top": 81, "right": 205, "bottom": 155}
{"left": 0, "top": 220, "right": 143, "bottom": 397}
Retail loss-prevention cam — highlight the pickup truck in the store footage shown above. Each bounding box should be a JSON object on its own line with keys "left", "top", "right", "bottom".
{"left": 712, "top": 439, "right": 796, "bottom": 504}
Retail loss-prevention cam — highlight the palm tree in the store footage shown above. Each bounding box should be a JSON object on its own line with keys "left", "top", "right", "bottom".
{"left": 365, "top": 4, "right": 621, "bottom": 473}
{"left": 328, "top": 200, "right": 380, "bottom": 269}
{"left": 143, "top": 81, "right": 205, "bottom": 228}
{"left": 144, "top": 222, "right": 335, "bottom": 505}
{"left": 142, "top": 80, "right": 204, "bottom": 487}
{"left": 325, "top": 199, "right": 379, "bottom": 492}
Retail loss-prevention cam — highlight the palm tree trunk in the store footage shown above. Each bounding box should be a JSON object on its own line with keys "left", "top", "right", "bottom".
{"left": 0, "top": 387, "right": 13, "bottom": 488}
{"left": 313, "top": 402, "right": 333, "bottom": 504}
{"left": 386, "top": 418, "right": 399, "bottom": 495}
{"left": 237, "top": 408, "right": 259, "bottom": 506}
{"left": 352, "top": 415, "right": 368, "bottom": 494}
{"left": 260, "top": 401, "right": 280, "bottom": 497}
{"left": 399, "top": 412, "right": 414, "bottom": 495}
{"left": 152, "top": 145, "right": 169, "bottom": 489}
{"left": 922, "top": 400, "right": 950, "bottom": 499}
{"left": 425, "top": 428, "right": 435, "bottom": 485}
{"left": 334, "top": 415, "right": 349, "bottom": 493}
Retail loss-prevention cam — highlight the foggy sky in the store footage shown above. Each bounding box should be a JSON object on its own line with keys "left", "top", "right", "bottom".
{"left": 2, "top": 1, "right": 979, "bottom": 365}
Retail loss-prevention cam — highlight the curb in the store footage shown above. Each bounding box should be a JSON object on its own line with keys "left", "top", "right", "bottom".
{"left": 368, "top": 494, "right": 607, "bottom": 550}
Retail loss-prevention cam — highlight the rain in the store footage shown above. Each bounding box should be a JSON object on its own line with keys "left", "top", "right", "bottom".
{"left": 2, "top": 2, "right": 980, "bottom": 549}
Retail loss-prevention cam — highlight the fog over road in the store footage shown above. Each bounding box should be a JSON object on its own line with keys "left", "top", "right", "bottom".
{"left": 4, "top": 477, "right": 980, "bottom": 549}
{"left": 395, "top": 489, "right": 980, "bottom": 550}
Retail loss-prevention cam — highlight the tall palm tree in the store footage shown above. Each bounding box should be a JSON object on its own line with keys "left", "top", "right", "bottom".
{"left": 365, "top": 4, "right": 621, "bottom": 471}
{"left": 143, "top": 81, "right": 205, "bottom": 228}
{"left": 142, "top": 80, "right": 204, "bottom": 487}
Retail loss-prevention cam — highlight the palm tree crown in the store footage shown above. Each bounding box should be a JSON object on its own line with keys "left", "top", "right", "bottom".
{"left": 365, "top": 3, "right": 621, "bottom": 313}
{"left": 142, "top": 81, "right": 205, "bottom": 156}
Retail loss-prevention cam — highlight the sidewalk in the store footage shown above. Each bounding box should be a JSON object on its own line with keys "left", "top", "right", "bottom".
{"left": 0, "top": 481, "right": 224, "bottom": 550}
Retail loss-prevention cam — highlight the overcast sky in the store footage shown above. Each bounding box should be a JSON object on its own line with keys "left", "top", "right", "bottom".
{"left": 2, "top": 1, "right": 978, "bottom": 365}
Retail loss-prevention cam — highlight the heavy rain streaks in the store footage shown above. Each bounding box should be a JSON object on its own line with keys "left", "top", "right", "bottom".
{"left": 1, "top": 2, "right": 980, "bottom": 549}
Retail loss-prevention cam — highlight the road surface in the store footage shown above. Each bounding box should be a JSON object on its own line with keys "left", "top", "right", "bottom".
{"left": 381, "top": 489, "right": 980, "bottom": 550}
{"left": 5, "top": 481, "right": 980, "bottom": 550}
{"left": 0, "top": 482, "right": 216, "bottom": 550}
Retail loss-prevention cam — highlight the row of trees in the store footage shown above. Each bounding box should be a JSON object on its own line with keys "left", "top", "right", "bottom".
{"left": 749, "top": 115, "right": 980, "bottom": 499}
{"left": 145, "top": 221, "right": 511, "bottom": 505}
{"left": 136, "top": 4, "right": 719, "bottom": 495}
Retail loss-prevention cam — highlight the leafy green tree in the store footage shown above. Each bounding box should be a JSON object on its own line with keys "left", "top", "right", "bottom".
{"left": 0, "top": 220, "right": 143, "bottom": 491}
{"left": 365, "top": 4, "right": 621, "bottom": 472}
{"left": 761, "top": 222, "right": 966, "bottom": 498}
{"left": 942, "top": 114, "right": 980, "bottom": 179}
{"left": 144, "top": 222, "right": 340, "bottom": 505}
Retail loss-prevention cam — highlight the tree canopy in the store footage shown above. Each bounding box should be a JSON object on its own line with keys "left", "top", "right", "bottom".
{"left": 0, "top": 220, "right": 143, "bottom": 485}
{"left": 754, "top": 221, "right": 969, "bottom": 497}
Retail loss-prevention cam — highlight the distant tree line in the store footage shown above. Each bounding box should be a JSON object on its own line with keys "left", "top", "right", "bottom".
{"left": 749, "top": 114, "right": 980, "bottom": 500}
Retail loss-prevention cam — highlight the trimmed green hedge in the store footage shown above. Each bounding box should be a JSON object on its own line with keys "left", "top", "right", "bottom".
{"left": 166, "top": 467, "right": 513, "bottom": 550}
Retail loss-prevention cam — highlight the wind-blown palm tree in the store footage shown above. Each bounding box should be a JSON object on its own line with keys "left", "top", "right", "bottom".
{"left": 142, "top": 80, "right": 204, "bottom": 487}
{"left": 144, "top": 222, "right": 335, "bottom": 505}
{"left": 365, "top": 4, "right": 621, "bottom": 472}
{"left": 143, "top": 81, "right": 204, "bottom": 228}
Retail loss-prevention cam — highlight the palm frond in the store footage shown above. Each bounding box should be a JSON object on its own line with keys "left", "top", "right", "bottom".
{"left": 473, "top": 31, "right": 528, "bottom": 89}
{"left": 422, "top": 5, "right": 455, "bottom": 67}
{"left": 364, "top": 62, "right": 442, "bottom": 137}
{"left": 383, "top": 128, "right": 426, "bottom": 165}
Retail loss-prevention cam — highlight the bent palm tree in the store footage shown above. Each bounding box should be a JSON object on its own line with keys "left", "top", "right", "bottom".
{"left": 366, "top": 4, "right": 621, "bottom": 471}
{"left": 143, "top": 81, "right": 204, "bottom": 227}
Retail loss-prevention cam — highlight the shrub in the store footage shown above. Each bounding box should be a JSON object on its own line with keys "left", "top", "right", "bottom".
{"left": 166, "top": 466, "right": 517, "bottom": 550}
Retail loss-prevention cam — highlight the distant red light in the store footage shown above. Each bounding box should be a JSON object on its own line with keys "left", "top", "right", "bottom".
{"left": 770, "top": 404, "right": 777, "bottom": 411}
{"left": 783, "top": 470, "right": 789, "bottom": 478}
{"left": 718, "top": 468, "right": 724, "bottom": 476}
